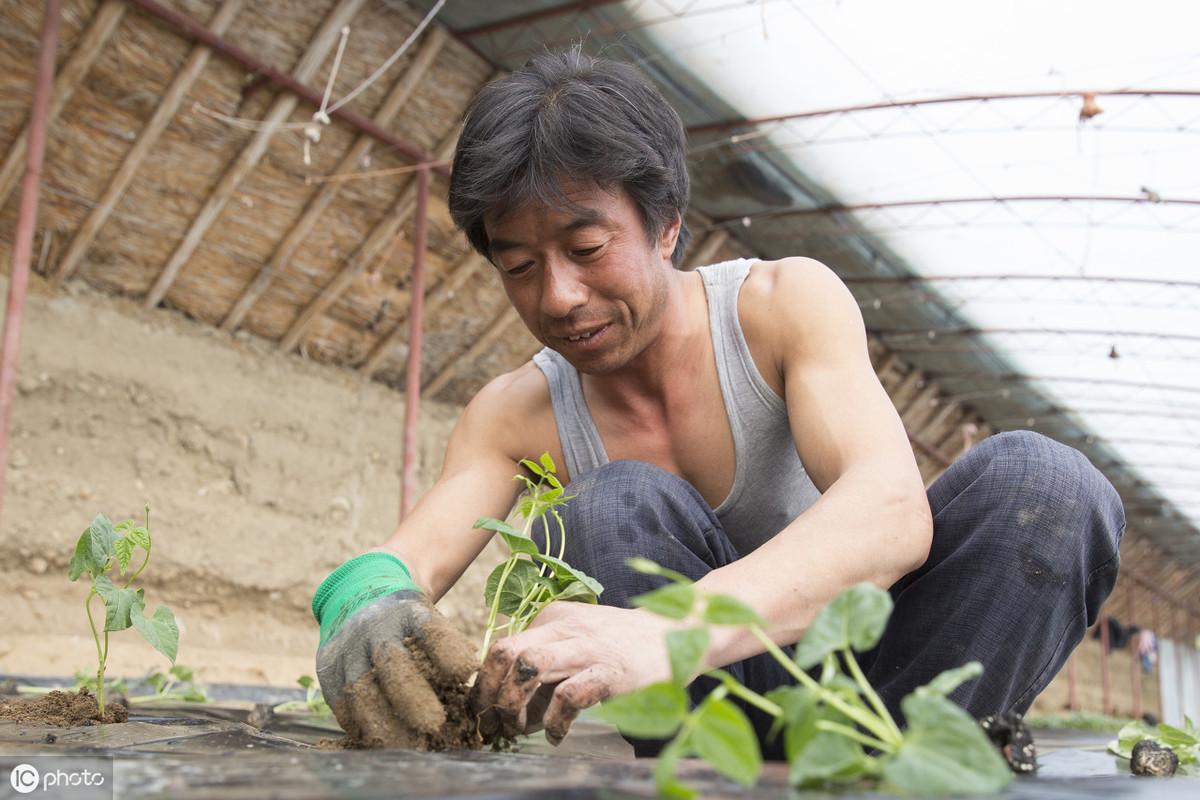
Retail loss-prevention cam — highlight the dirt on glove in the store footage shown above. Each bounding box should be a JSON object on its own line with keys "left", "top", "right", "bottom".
{"left": 326, "top": 624, "right": 482, "bottom": 751}
{"left": 0, "top": 688, "right": 128, "bottom": 727}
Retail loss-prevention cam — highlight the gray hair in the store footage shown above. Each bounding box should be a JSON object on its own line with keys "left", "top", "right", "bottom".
{"left": 448, "top": 47, "right": 691, "bottom": 267}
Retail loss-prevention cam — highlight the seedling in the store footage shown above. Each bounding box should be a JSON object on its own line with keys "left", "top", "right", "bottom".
{"left": 1108, "top": 716, "right": 1199, "bottom": 774}
{"left": 473, "top": 453, "right": 603, "bottom": 659}
{"left": 274, "top": 676, "right": 333, "bottom": 715}
{"left": 595, "top": 560, "right": 1012, "bottom": 798}
{"left": 67, "top": 507, "right": 179, "bottom": 715}
{"left": 141, "top": 664, "right": 207, "bottom": 704}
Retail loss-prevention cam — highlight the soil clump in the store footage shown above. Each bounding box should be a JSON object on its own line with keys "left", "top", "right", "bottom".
{"left": 0, "top": 688, "right": 128, "bottom": 726}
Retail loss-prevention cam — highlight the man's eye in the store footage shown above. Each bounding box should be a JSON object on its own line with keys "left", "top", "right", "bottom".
{"left": 574, "top": 246, "right": 602, "bottom": 258}
{"left": 506, "top": 262, "right": 534, "bottom": 276}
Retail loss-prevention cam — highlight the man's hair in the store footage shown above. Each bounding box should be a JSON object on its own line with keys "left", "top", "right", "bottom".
{"left": 448, "top": 47, "right": 691, "bottom": 268}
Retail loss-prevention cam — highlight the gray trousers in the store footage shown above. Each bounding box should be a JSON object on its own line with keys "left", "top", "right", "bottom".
{"left": 533, "top": 431, "right": 1125, "bottom": 759}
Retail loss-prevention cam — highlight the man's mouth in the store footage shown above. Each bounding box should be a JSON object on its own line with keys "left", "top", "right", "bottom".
{"left": 559, "top": 324, "right": 609, "bottom": 342}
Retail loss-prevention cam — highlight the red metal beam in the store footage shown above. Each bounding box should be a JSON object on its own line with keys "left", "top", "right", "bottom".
{"left": 687, "top": 89, "right": 1200, "bottom": 136}
{"left": 0, "top": 0, "right": 61, "bottom": 525}
{"left": 400, "top": 166, "right": 431, "bottom": 520}
{"left": 1128, "top": 582, "right": 1143, "bottom": 720}
{"left": 1100, "top": 609, "right": 1113, "bottom": 716}
{"left": 122, "top": 0, "right": 447, "bottom": 176}
{"left": 457, "top": 0, "right": 623, "bottom": 37}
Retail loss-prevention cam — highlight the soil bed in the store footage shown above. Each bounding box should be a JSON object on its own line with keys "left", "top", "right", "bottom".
{"left": 0, "top": 687, "right": 128, "bottom": 726}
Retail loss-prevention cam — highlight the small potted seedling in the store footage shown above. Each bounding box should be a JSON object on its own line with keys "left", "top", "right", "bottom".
{"left": 67, "top": 506, "right": 179, "bottom": 716}
{"left": 472, "top": 453, "right": 603, "bottom": 661}
{"left": 596, "top": 561, "right": 1014, "bottom": 797}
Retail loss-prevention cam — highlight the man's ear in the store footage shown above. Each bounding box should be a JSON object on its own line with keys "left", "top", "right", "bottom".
{"left": 658, "top": 211, "right": 682, "bottom": 261}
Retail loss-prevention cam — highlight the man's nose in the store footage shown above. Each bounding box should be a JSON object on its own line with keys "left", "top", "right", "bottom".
{"left": 540, "top": 259, "right": 588, "bottom": 318}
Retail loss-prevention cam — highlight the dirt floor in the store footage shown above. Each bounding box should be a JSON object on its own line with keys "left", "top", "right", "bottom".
{"left": 0, "top": 275, "right": 501, "bottom": 686}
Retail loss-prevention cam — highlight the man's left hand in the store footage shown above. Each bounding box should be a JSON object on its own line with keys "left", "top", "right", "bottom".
{"left": 471, "top": 602, "right": 674, "bottom": 744}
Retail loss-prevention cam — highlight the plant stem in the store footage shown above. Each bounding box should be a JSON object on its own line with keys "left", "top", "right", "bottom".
{"left": 842, "top": 648, "right": 903, "bottom": 742}
{"left": 717, "top": 677, "right": 782, "bottom": 717}
{"left": 816, "top": 719, "right": 895, "bottom": 753}
{"left": 554, "top": 510, "right": 566, "bottom": 561}
{"left": 84, "top": 586, "right": 106, "bottom": 714}
{"left": 480, "top": 556, "right": 520, "bottom": 659}
{"left": 749, "top": 624, "right": 899, "bottom": 747}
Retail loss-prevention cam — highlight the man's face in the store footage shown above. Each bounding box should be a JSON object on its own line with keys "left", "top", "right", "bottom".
{"left": 483, "top": 182, "right": 680, "bottom": 374}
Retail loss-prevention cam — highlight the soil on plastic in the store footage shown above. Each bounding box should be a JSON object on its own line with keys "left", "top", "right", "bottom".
{"left": 0, "top": 688, "right": 128, "bottom": 726}
{"left": 327, "top": 627, "right": 482, "bottom": 752}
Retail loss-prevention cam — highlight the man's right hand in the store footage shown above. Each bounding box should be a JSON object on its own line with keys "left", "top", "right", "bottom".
{"left": 312, "top": 553, "right": 478, "bottom": 748}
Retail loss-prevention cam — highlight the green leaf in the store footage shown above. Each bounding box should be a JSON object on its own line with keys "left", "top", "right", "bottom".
{"left": 170, "top": 664, "right": 194, "bottom": 683}
{"left": 764, "top": 685, "right": 818, "bottom": 743}
{"left": 530, "top": 554, "right": 603, "bottom": 597}
{"left": 474, "top": 518, "right": 540, "bottom": 556}
{"left": 539, "top": 452, "right": 556, "bottom": 475}
{"left": 1158, "top": 722, "right": 1199, "bottom": 749}
{"left": 183, "top": 688, "right": 208, "bottom": 703}
{"left": 666, "top": 627, "right": 709, "bottom": 685}
{"left": 131, "top": 603, "right": 179, "bottom": 664}
{"left": 520, "top": 458, "right": 547, "bottom": 478}
{"left": 94, "top": 575, "right": 141, "bottom": 632}
{"left": 654, "top": 735, "right": 698, "bottom": 799}
{"left": 113, "top": 536, "right": 135, "bottom": 575}
{"left": 793, "top": 583, "right": 893, "bottom": 668}
{"left": 68, "top": 530, "right": 93, "bottom": 581}
{"left": 788, "top": 709, "right": 871, "bottom": 787}
{"left": 625, "top": 557, "right": 692, "bottom": 585}
{"left": 147, "top": 672, "right": 168, "bottom": 693}
{"left": 554, "top": 580, "right": 599, "bottom": 604}
{"left": 914, "top": 661, "right": 983, "bottom": 699}
{"left": 882, "top": 692, "right": 1012, "bottom": 796}
{"left": 702, "top": 594, "right": 764, "bottom": 626}
{"left": 88, "top": 514, "right": 117, "bottom": 572}
{"left": 594, "top": 682, "right": 688, "bottom": 738}
{"left": 484, "top": 559, "right": 547, "bottom": 617}
{"left": 127, "top": 526, "right": 151, "bottom": 552}
{"left": 691, "top": 695, "right": 761, "bottom": 786}
{"left": 1109, "top": 721, "right": 1150, "bottom": 759}
{"left": 631, "top": 582, "right": 695, "bottom": 620}
{"left": 297, "top": 675, "right": 315, "bottom": 690}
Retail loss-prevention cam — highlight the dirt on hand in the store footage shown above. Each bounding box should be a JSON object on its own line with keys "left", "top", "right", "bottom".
{"left": 328, "top": 623, "right": 482, "bottom": 752}
{"left": 0, "top": 688, "right": 128, "bottom": 727}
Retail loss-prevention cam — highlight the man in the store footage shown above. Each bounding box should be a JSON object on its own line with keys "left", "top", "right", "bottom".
{"left": 312, "top": 49, "right": 1124, "bottom": 758}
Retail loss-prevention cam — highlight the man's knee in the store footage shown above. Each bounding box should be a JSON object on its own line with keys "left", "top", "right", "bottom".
{"left": 964, "top": 430, "right": 1125, "bottom": 577}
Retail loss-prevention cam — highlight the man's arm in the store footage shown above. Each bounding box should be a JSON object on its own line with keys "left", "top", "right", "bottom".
{"left": 696, "top": 256, "right": 933, "bottom": 663}
{"left": 371, "top": 370, "right": 535, "bottom": 601}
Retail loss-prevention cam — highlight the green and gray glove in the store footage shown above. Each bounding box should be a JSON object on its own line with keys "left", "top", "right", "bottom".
{"left": 312, "top": 552, "right": 477, "bottom": 748}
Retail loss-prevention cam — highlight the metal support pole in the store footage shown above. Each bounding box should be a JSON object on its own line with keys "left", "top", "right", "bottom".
{"left": 399, "top": 166, "right": 430, "bottom": 520}
{"left": 0, "top": 0, "right": 62, "bottom": 525}
{"left": 1128, "top": 582, "right": 1143, "bottom": 720}
{"left": 1100, "top": 610, "right": 1113, "bottom": 716}
{"left": 1177, "top": 607, "right": 1187, "bottom": 725}
{"left": 1067, "top": 654, "right": 1078, "bottom": 712}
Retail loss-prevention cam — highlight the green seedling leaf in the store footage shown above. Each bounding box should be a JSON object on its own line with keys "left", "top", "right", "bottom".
{"left": 702, "top": 594, "right": 764, "bottom": 626}
{"left": 183, "top": 688, "right": 208, "bottom": 703}
{"left": 131, "top": 603, "right": 179, "bottom": 664}
{"left": 127, "top": 526, "right": 151, "bottom": 551}
{"left": 793, "top": 582, "right": 893, "bottom": 668}
{"left": 631, "top": 582, "right": 695, "bottom": 620}
{"left": 554, "top": 580, "right": 599, "bottom": 604}
{"left": 691, "top": 695, "right": 761, "bottom": 786}
{"left": 539, "top": 452, "right": 556, "bottom": 474}
{"left": 764, "top": 684, "right": 819, "bottom": 742}
{"left": 882, "top": 692, "right": 1012, "bottom": 796}
{"left": 520, "top": 458, "right": 547, "bottom": 478}
{"left": 147, "top": 672, "right": 168, "bottom": 693}
{"left": 94, "top": 576, "right": 142, "bottom": 632}
{"left": 654, "top": 735, "right": 697, "bottom": 799}
{"left": 170, "top": 664, "right": 194, "bottom": 683}
{"left": 88, "top": 514, "right": 117, "bottom": 572}
{"left": 1108, "top": 721, "right": 1150, "bottom": 759}
{"left": 484, "top": 559, "right": 547, "bottom": 617}
{"left": 1158, "top": 722, "right": 1199, "bottom": 749}
{"left": 474, "top": 518, "right": 540, "bottom": 556}
{"left": 297, "top": 675, "right": 315, "bottom": 690}
{"left": 594, "top": 681, "right": 688, "bottom": 738}
{"left": 530, "top": 554, "right": 603, "bottom": 596}
{"left": 666, "top": 627, "right": 709, "bottom": 685}
{"left": 625, "top": 557, "right": 692, "bottom": 585}
{"left": 788, "top": 709, "right": 872, "bottom": 787}
{"left": 68, "top": 530, "right": 94, "bottom": 581}
{"left": 113, "top": 536, "right": 135, "bottom": 574}
{"left": 914, "top": 661, "right": 983, "bottom": 699}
